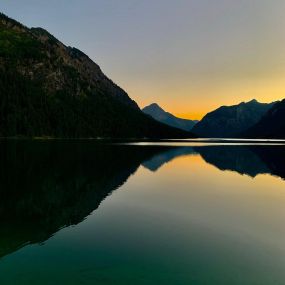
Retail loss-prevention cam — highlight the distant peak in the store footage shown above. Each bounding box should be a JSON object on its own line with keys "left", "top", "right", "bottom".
{"left": 238, "top": 99, "right": 259, "bottom": 106}
{"left": 143, "top": 103, "right": 164, "bottom": 111}
{"left": 149, "top": 103, "right": 161, "bottom": 108}
{"left": 248, "top": 99, "right": 258, "bottom": 104}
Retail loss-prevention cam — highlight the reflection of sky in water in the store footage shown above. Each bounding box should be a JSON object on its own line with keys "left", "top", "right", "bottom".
{"left": 0, "top": 143, "right": 284, "bottom": 284}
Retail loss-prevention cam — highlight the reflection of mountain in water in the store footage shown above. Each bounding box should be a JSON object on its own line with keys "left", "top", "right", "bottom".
{"left": 143, "top": 145, "right": 285, "bottom": 180}
{"left": 250, "top": 146, "right": 285, "bottom": 180}
{"left": 0, "top": 141, "right": 172, "bottom": 259}
{"left": 1, "top": 142, "right": 285, "bottom": 259}
{"left": 196, "top": 146, "right": 285, "bottom": 179}
{"left": 142, "top": 147, "right": 197, "bottom": 171}
{"left": 195, "top": 146, "right": 270, "bottom": 177}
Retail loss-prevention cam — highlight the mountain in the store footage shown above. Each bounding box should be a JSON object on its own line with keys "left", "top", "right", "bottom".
{"left": 0, "top": 13, "right": 193, "bottom": 139}
{"left": 242, "top": 99, "right": 285, "bottom": 138}
{"left": 142, "top": 103, "right": 198, "bottom": 131}
{"left": 192, "top": 99, "right": 276, "bottom": 138}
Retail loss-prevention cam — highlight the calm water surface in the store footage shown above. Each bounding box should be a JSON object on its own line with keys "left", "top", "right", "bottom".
{"left": 0, "top": 141, "right": 285, "bottom": 284}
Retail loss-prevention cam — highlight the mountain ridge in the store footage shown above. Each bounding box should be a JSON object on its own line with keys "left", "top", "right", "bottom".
{"left": 142, "top": 103, "right": 198, "bottom": 132}
{"left": 192, "top": 99, "right": 276, "bottom": 138}
{"left": 242, "top": 99, "right": 285, "bottom": 138}
{"left": 0, "top": 12, "right": 193, "bottom": 139}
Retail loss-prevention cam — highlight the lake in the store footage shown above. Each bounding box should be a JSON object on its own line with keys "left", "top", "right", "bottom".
{"left": 0, "top": 140, "right": 284, "bottom": 284}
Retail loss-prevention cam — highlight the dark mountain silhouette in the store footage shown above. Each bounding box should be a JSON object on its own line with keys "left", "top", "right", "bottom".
{"left": 142, "top": 103, "right": 198, "bottom": 131}
{"left": 192, "top": 100, "right": 276, "bottom": 138}
{"left": 0, "top": 140, "right": 174, "bottom": 259}
{"left": 0, "top": 13, "right": 193, "bottom": 139}
{"left": 242, "top": 99, "right": 285, "bottom": 138}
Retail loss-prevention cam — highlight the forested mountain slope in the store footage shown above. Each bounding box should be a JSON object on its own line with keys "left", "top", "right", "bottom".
{"left": 0, "top": 13, "right": 192, "bottom": 138}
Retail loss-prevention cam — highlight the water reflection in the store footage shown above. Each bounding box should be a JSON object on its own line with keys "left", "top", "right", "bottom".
{"left": 143, "top": 145, "right": 285, "bottom": 179}
{"left": 0, "top": 141, "right": 172, "bottom": 259}
{"left": 142, "top": 147, "right": 197, "bottom": 171}
{"left": 0, "top": 141, "right": 284, "bottom": 261}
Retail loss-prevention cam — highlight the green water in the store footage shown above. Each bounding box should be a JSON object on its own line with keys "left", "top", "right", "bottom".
{"left": 0, "top": 140, "right": 285, "bottom": 284}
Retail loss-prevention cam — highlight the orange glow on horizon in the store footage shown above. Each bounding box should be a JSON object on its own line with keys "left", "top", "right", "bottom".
{"left": 173, "top": 112, "right": 204, "bottom": 121}
{"left": 135, "top": 75, "right": 285, "bottom": 121}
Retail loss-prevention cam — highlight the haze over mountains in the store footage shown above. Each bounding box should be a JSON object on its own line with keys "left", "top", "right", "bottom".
{"left": 142, "top": 103, "right": 198, "bottom": 132}
{"left": 0, "top": 13, "right": 192, "bottom": 139}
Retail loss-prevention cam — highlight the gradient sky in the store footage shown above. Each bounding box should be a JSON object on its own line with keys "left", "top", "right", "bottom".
{"left": 2, "top": 0, "right": 285, "bottom": 119}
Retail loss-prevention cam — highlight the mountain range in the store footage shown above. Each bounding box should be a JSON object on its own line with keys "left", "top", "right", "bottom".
{"left": 242, "top": 99, "right": 285, "bottom": 138}
{"left": 0, "top": 13, "right": 193, "bottom": 139}
{"left": 142, "top": 103, "right": 198, "bottom": 131}
{"left": 1, "top": 12, "right": 284, "bottom": 139}
{"left": 192, "top": 99, "right": 276, "bottom": 138}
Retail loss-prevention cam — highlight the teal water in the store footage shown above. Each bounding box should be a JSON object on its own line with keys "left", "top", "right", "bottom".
{"left": 0, "top": 141, "right": 285, "bottom": 284}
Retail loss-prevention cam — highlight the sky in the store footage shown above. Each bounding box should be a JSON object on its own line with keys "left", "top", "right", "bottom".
{"left": 2, "top": 0, "right": 285, "bottom": 119}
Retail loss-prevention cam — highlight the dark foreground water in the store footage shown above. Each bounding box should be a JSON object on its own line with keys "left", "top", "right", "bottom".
{"left": 0, "top": 140, "right": 285, "bottom": 285}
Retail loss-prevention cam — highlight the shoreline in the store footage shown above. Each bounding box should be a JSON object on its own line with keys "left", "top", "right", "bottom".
{"left": 0, "top": 137, "right": 285, "bottom": 145}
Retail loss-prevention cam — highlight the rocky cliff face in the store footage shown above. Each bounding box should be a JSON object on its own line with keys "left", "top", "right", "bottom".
{"left": 0, "top": 13, "right": 192, "bottom": 138}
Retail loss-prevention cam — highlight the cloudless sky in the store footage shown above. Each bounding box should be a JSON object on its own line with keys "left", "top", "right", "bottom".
{"left": 2, "top": 0, "right": 285, "bottom": 119}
